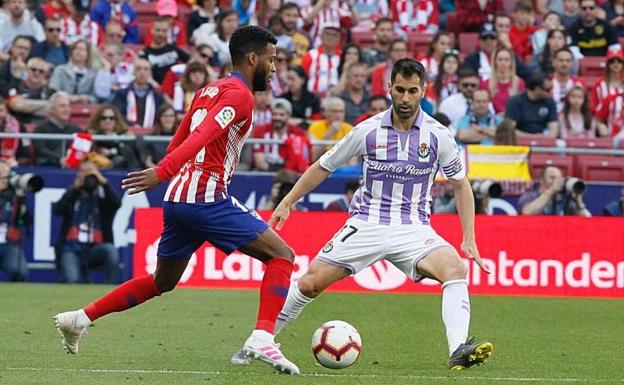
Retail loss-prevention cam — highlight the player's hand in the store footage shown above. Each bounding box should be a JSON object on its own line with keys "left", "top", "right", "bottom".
{"left": 268, "top": 202, "right": 291, "bottom": 230}
{"left": 461, "top": 238, "right": 490, "bottom": 274}
{"left": 122, "top": 168, "right": 160, "bottom": 194}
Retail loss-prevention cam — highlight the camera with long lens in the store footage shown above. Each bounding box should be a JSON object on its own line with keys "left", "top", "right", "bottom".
{"left": 564, "top": 177, "right": 585, "bottom": 195}
{"left": 471, "top": 179, "right": 503, "bottom": 198}
{"left": 9, "top": 172, "right": 44, "bottom": 196}
{"left": 83, "top": 174, "right": 99, "bottom": 194}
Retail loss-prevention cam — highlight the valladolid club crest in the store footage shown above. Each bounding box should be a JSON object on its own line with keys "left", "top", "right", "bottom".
{"left": 418, "top": 142, "right": 430, "bottom": 158}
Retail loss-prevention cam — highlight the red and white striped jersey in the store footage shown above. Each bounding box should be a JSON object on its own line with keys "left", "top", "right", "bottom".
{"left": 591, "top": 78, "right": 624, "bottom": 112}
{"left": 60, "top": 15, "right": 103, "bottom": 46}
{"left": 301, "top": 46, "right": 341, "bottom": 96}
{"left": 303, "top": 1, "right": 352, "bottom": 47}
{"left": 155, "top": 72, "right": 255, "bottom": 203}
{"left": 390, "top": 0, "right": 439, "bottom": 34}
{"left": 595, "top": 92, "right": 624, "bottom": 136}
{"left": 551, "top": 76, "right": 585, "bottom": 112}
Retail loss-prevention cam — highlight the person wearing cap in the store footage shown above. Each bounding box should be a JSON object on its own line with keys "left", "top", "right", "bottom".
{"left": 144, "top": 0, "right": 188, "bottom": 47}
{"left": 591, "top": 49, "right": 624, "bottom": 113}
{"left": 462, "top": 23, "right": 531, "bottom": 81}
{"left": 60, "top": 0, "right": 104, "bottom": 46}
{"left": 252, "top": 98, "right": 311, "bottom": 172}
{"left": 568, "top": 0, "right": 621, "bottom": 56}
{"left": 301, "top": 23, "right": 342, "bottom": 97}
{"left": 90, "top": 0, "right": 139, "bottom": 44}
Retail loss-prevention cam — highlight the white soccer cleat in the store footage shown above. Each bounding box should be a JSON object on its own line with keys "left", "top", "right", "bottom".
{"left": 230, "top": 347, "right": 253, "bottom": 365}
{"left": 53, "top": 311, "right": 87, "bottom": 354}
{"left": 242, "top": 330, "right": 300, "bottom": 375}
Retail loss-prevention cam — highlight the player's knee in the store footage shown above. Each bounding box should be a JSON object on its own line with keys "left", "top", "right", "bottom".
{"left": 298, "top": 275, "right": 323, "bottom": 298}
{"left": 447, "top": 258, "right": 468, "bottom": 280}
{"left": 278, "top": 245, "right": 296, "bottom": 262}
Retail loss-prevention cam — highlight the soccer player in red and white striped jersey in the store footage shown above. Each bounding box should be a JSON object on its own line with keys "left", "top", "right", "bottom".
{"left": 53, "top": 26, "right": 301, "bottom": 375}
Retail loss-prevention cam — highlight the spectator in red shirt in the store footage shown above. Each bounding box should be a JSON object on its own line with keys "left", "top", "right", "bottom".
{"left": 252, "top": 98, "right": 311, "bottom": 172}
{"left": 592, "top": 49, "right": 624, "bottom": 112}
{"left": 41, "top": 0, "right": 71, "bottom": 21}
{"left": 370, "top": 38, "right": 408, "bottom": 97}
{"left": 483, "top": 47, "right": 525, "bottom": 114}
{"left": 456, "top": 0, "right": 503, "bottom": 33}
{"left": 509, "top": 0, "right": 538, "bottom": 62}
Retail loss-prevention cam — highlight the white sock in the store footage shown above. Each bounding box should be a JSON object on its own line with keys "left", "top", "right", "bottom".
{"left": 442, "top": 279, "right": 470, "bottom": 356}
{"left": 75, "top": 309, "right": 92, "bottom": 328}
{"left": 251, "top": 329, "right": 274, "bottom": 342}
{"left": 275, "top": 281, "right": 313, "bottom": 335}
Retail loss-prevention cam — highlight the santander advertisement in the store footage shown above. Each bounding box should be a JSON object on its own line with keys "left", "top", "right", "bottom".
{"left": 134, "top": 209, "right": 624, "bottom": 298}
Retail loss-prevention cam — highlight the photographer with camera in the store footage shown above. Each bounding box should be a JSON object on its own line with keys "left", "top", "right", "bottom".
{"left": 53, "top": 161, "right": 121, "bottom": 283}
{"left": 0, "top": 161, "right": 36, "bottom": 281}
{"left": 518, "top": 165, "right": 591, "bottom": 216}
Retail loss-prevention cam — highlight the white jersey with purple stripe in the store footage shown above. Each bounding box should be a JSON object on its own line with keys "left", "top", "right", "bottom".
{"left": 319, "top": 108, "right": 465, "bottom": 226}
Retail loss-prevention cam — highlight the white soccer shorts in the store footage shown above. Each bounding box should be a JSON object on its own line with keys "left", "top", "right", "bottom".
{"left": 315, "top": 217, "right": 452, "bottom": 282}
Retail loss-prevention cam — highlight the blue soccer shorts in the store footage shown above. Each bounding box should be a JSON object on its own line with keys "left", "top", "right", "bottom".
{"left": 157, "top": 196, "right": 269, "bottom": 260}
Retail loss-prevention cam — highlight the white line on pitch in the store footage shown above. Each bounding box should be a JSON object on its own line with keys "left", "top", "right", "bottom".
{"left": 4, "top": 367, "right": 624, "bottom": 383}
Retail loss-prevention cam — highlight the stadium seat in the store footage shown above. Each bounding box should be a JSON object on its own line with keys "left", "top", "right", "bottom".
{"left": 577, "top": 155, "right": 624, "bottom": 181}
{"left": 516, "top": 136, "right": 558, "bottom": 147}
{"left": 581, "top": 75, "right": 600, "bottom": 89}
{"left": 350, "top": 30, "right": 375, "bottom": 48}
{"left": 458, "top": 33, "right": 478, "bottom": 55}
{"left": 529, "top": 153, "right": 575, "bottom": 178}
{"left": 445, "top": 12, "right": 460, "bottom": 35}
{"left": 130, "top": 126, "right": 154, "bottom": 136}
{"left": 579, "top": 57, "right": 606, "bottom": 77}
{"left": 565, "top": 137, "right": 614, "bottom": 148}
{"left": 70, "top": 103, "right": 96, "bottom": 128}
{"left": 138, "top": 20, "right": 151, "bottom": 44}
{"left": 408, "top": 33, "right": 433, "bottom": 58}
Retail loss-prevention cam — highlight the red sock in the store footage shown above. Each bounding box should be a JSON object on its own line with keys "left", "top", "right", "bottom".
{"left": 83, "top": 275, "right": 161, "bottom": 321}
{"left": 255, "top": 258, "right": 293, "bottom": 334}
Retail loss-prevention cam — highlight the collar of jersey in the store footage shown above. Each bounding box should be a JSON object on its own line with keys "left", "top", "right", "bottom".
{"left": 229, "top": 71, "right": 251, "bottom": 91}
{"left": 380, "top": 107, "right": 424, "bottom": 131}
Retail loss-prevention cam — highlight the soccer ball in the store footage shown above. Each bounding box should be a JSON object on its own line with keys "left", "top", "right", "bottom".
{"left": 311, "top": 320, "right": 362, "bottom": 369}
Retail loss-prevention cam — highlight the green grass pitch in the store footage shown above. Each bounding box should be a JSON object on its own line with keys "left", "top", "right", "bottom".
{"left": 1, "top": 284, "right": 623, "bottom": 385}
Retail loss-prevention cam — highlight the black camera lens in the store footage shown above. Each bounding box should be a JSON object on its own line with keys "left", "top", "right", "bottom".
{"left": 83, "top": 174, "right": 99, "bottom": 193}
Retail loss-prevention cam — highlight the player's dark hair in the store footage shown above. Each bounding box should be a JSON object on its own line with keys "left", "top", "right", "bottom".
{"left": 391, "top": 58, "right": 426, "bottom": 85}
{"left": 229, "top": 25, "right": 277, "bottom": 67}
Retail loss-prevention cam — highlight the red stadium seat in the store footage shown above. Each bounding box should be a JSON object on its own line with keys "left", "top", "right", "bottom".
{"left": 350, "top": 30, "right": 375, "bottom": 48}
{"left": 579, "top": 57, "right": 606, "bottom": 77}
{"left": 529, "top": 153, "right": 575, "bottom": 178}
{"left": 138, "top": 20, "right": 151, "bottom": 44}
{"left": 408, "top": 33, "right": 433, "bottom": 58}
{"left": 70, "top": 103, "right": 96, "bottom": 129}
{"left": 445, "top": 12, "right": 460, "bottom": 35}
{"left": 130, "top": 126, "right": 155, "bottom": 136}
{"left": 516, "top": 136, "right": 558, "bottom": 147}
{"left": 577, "top": 155, "right": 624, "bottom": 181}
{"left": 565, "top": 137, "right": 614, "bottom": 148}
{"left": 581, "top": 75, "right": 600, "bottom": 89}
{"left": 458, "top": 33, "right": 478, "bottom": 55}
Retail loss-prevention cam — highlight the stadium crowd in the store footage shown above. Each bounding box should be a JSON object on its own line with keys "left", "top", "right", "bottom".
{"left": 0, "top": 0, "right": 624, "bottom": 283}
{"left": 0, "top": 0, "right": 623, "bottom": 173}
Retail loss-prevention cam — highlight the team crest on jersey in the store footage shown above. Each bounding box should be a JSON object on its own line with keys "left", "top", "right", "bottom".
{"left": 595, "top": 25, "right": 604, "bottom": 35}
{"left": 215, "top": 106, "right": 235, "bottom": 129}
{"left": 322, "top": 240, "right": 334, "bottom": 253}
{"left": 418, "top": 142, "right": 430, "bottom": 158}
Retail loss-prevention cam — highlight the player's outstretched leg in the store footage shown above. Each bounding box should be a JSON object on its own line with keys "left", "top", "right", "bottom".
{"left": 232, "top": 259, "right": 349, "bottom": 368}
{"left": 234, "top": 229, "right": 300, "bottom": 374}
{"left": 53, "top": 258, "right": 188, "bottom": 354}
{"left": 416, "top": 248, "right": 494, "bottom": 369}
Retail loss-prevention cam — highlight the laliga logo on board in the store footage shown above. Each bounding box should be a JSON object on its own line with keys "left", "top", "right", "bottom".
{"left": 145, "top": 237, "right": 197, "bottom": 283}
{"left": 354, "top": 260, "right": 406, "bottom": 290}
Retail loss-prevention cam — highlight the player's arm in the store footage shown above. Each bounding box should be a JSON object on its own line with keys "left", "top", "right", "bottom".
{"left": 438, "top": 128, "right": 490, "bottom": 274}
{"left": 270, "top": 125, "right": 365, "bottom": 229}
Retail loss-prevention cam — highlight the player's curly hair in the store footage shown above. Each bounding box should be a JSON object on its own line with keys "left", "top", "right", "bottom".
{"left": 229, "top": 26, "right": 278, "bottom": 67}
{"left": 391, "top": 58, "right": 426, "bottom": 85}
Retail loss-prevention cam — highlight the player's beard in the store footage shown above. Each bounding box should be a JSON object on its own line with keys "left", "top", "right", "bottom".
{"left": 391, "top": 98, "right": 418, "bottom": 121}
{"left": 252, "top": 66, "right": 269, "bottom": 92}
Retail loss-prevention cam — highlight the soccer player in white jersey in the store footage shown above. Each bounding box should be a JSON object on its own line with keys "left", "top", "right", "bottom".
{"left": 232, "top": 58, "right": 494, "bottom": 370}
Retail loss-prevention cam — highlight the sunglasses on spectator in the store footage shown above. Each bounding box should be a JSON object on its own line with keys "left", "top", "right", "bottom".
{"left": 107, "top": 32, "right": 124, "bottom": 38}
{"left": 581, "top": 5, "right": 594, "bottom": 10}
{"left": 460, "top": 82, "right": 478, "bottom": 88}
{"left": 28, "top": 67, "right": 46, "bottom": 74}
{"left": 99, "top": 115, "right": 116, "bottom": 121}
{"left": 444, "top": 48, "right": 459, "bottom": 56}
{"left": 161, "top": 113, "right": 176, "bottom": 118}
{"left": 46, "top": 27, "right": 61, "bottom": 32}
{"left": 199, "top": 51, "right": 212, "bottom": 59}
